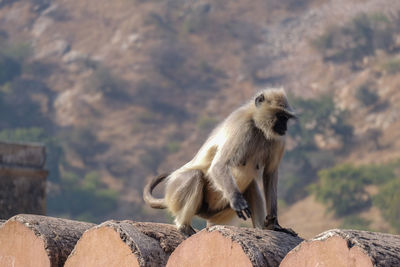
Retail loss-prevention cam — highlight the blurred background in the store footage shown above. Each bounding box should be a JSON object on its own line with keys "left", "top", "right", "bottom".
{"left": 0, "top": 0, "right": 399, "bottom": 238}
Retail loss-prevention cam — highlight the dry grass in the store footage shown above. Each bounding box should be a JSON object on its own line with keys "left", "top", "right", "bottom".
{"left": 279, "top": 195, "right": 342, "bottom": 239}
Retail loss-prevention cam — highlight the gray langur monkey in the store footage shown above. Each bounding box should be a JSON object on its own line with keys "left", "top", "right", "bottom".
{"left": 143, "top": 88, "right": 297, "bottom": 236}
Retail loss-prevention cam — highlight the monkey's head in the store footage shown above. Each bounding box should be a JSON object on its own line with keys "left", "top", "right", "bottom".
{"left": 252, "top": 88, "right": 296, "bottom": 139}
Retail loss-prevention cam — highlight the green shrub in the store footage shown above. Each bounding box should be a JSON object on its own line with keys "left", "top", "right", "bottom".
{"left": 182, "top": 14, "right": 206, "bottom": 34}
{"left": 85, "top": 66, "right": 129, "bottom": 101}
{"left": 312, "top": 162, "right": 398, "bottom": 217}
{"left": 166, "top": 141, "right": 181, "bottom": 153}
{"left": 287, "top": 93, "right": 354, "bottom": 152}
{"left": 137, "top": 111, "right": 158, "bottom": 123}
{"left": 181, "top": 4, "right": 211, "bottom": 34}
{"left": 341, "top": 215, "right": 371, "bottom": 230}
{"left": 311, "top": 27, "right": 337, "bottom": 53}
{"left": 383, "top": 58, "right": 400, "bottom": 75}
{"left": 139, "top": 148, "right": 165, "bottom": 171}
{"left": 61, "top": 127, "right": 109, "bottom": 165}
{"left": 0, "top": 80, "right": 50, "bottom": 129}
{"left": 0, "top": 55, "right": 21, "bottom": 85}
{"left": 2, "top": 42, "right": 32, "bottom": 61}
{"left": 279, "top": 172, "right": 315, "bottom": 203}
{"left": 312, "top": 164, "right": 372, "bottom": 216}
{"left": 289, "top": 94, "right": 344, "bottom": 142}
{"left": 47, "top": 171, "right": 118, "bottom": 222}
{"left": 312, "top": 12, "right": 397, "bottom": 64}
{"left": 360, "top": 163, "right": 396, "bottom": 185}
{"left": 355, "top": 84, "right": 379, "bottom": 107}
{"left": 23, "top": 61, "right": 55, "bottom": 78}
{"left": 374, "top": 178, "right": 400, "bottom": 232}
{"left": 0, "top": 127, "right": 46, "bottom": 143}
{"left": 0, "top": 42, "right": 31, "bottom": 85}
{"left": 197, "top": 115, "right": 218, "bottom": 131}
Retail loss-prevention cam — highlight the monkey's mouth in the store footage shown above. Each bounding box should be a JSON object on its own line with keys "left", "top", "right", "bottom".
{"left": 274, "top": 112, "right": 290, "bottom": 136}
{"left": 273, "top": 123, "right": 287, "bottom": 136}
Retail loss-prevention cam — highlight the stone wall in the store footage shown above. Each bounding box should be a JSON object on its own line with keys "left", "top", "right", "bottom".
{"left": 0, "top": 142, "right": 47, "bottom": 219}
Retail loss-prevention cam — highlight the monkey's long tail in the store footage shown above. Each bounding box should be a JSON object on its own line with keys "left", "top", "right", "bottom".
{"left": 143, "top": 173, "right": 168, "bottom": 209}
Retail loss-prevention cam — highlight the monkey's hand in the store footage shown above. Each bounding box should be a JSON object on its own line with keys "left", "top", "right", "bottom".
{"left": 264, "top": 215, "right": 298, "bottom": 237}
{"left": 230, "top": 191, "right": 251, "bottom": 220}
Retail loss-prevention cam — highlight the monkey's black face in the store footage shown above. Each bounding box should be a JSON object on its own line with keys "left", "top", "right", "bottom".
{"left": 273, "top": 112, "right": 291, "bottom": 136}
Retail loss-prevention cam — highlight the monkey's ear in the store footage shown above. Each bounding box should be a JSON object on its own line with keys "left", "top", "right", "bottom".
{"left": 255, "top": 94, "right": 265, "bottom": 107}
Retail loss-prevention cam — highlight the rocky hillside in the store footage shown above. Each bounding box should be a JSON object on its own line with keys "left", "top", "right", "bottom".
{"left": 1, "top": 0, "right": 400, "bottom": 237}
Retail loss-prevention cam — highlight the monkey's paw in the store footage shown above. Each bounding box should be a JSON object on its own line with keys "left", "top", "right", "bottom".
{"left": 264, "top": 215, "right": 298, "bottom": 237}
{"left": 178, "top": 225, "right": 197, "bottom": 237}
{"left": 273, "top": 225, "right": 298, "bottom": 237}
{"left": 230, "top": 191, "right": 251, "bottom": 220}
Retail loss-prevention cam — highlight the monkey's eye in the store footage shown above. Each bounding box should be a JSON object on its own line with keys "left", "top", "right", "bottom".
{"left": 255, "top": 94, "right": 265, "bottom": 107}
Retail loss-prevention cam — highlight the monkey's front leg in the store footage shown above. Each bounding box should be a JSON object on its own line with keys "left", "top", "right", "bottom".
{"left": 210, "top": 163, "right": 251, "bottom": 220}
{"left": 263, "top": 170, "right": 298, "bottom": 237}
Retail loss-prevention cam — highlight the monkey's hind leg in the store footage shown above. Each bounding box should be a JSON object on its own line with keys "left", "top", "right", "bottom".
{"left": 165, "top": 169, "right": 204, "bottom": 236}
